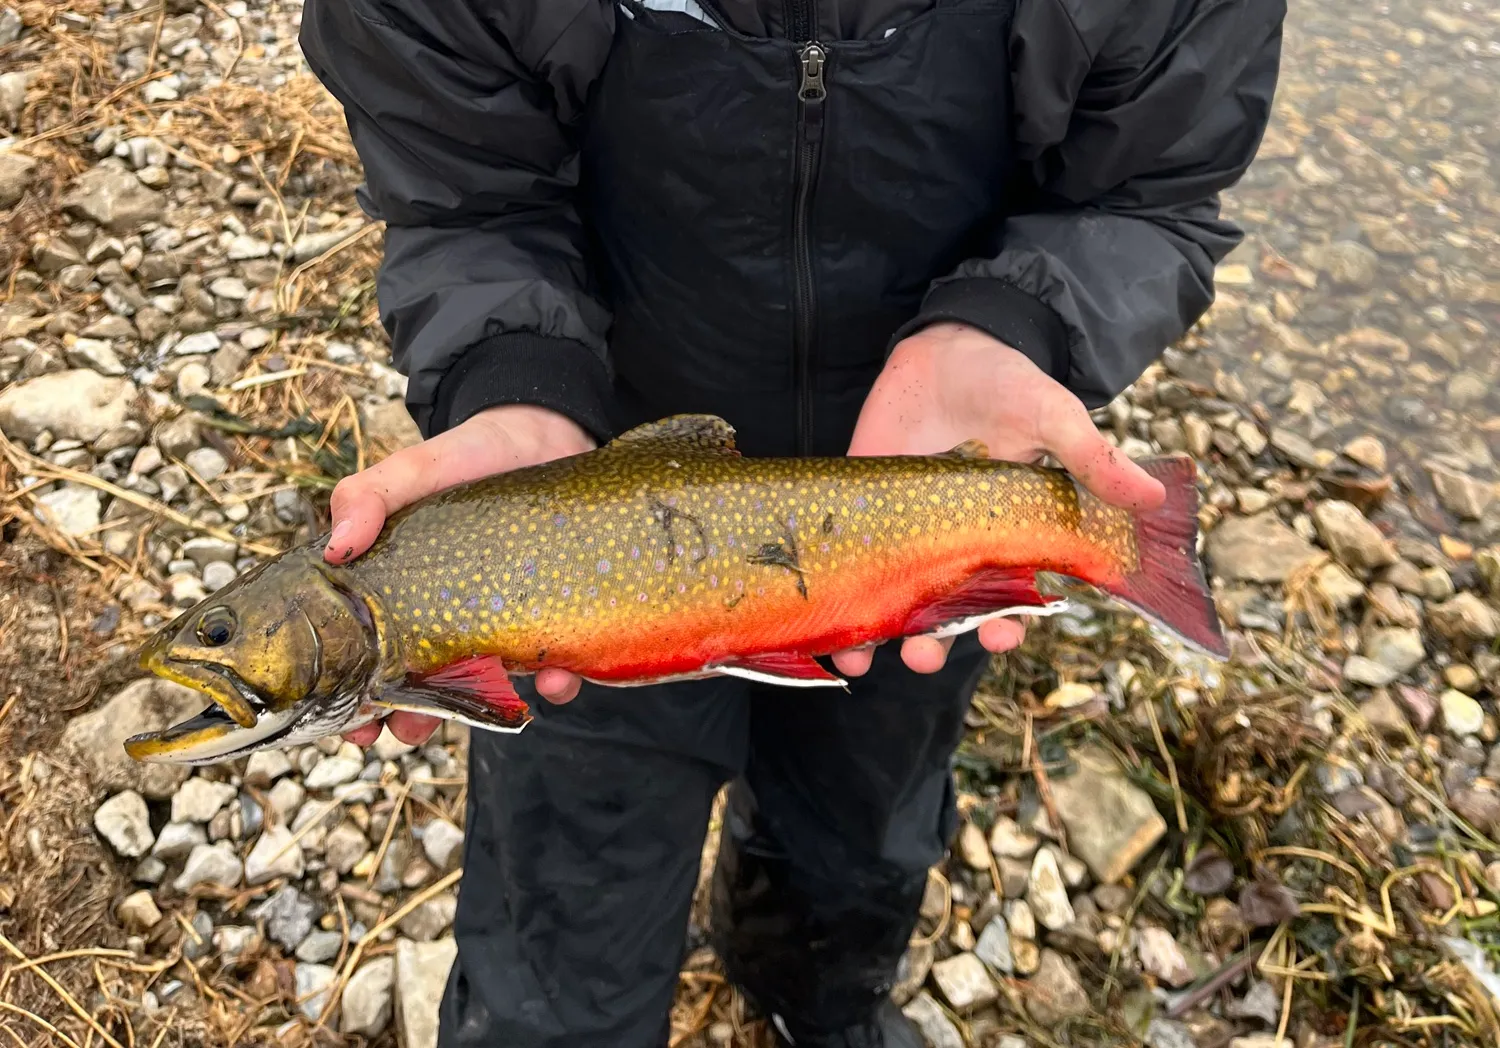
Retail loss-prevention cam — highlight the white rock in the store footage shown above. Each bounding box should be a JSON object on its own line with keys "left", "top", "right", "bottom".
{"left": 956, "top": 822, "right": 990, "bottom": 870}
{"left": 988, "top": 815, "right": 1039, "bottom": 860}
{"left": 1028, "top": 848, "right": 1075, "bottom": 931}
{"left": 295, "top": 963, "right": 337, "bottom": 1022}
{"left": 974, "top": 915, "right": 1013, "bottom": 974}
{"left": 1442, "top": 689, "right": 1485, "bottom": 737}
{"left": 203, "top": 562, "right": 237, "bottom": 591}
{"left": 183, "top": 446, "right": 227, "bottom": 481}
{"left": 421, "top": 819, "right": 465, "bottom": 871}
{"left": 213, "top": 926, "right": 261, "bottom": 961}
{"left": 172, "top": 778, "right": 237, "bottom": 823}
{"left": 900, "top": 992, "right": 963, "bottom": 1048}
{"left": 93, "top": 791, "right": 153, "bottom": 857}
{"left": 1136, "top": 925, "right": 1195, "bottom": 987}
{"left": 173, "top": 842, "right": 243, "bottom": 891}
{"left": 0, "top": 370, "right": 136, "bottom": 444}
{"left": 226, "top": 235, "right": 270, "bottom": 260}
{"left": 172, "top": 331, "right": 221, "bottom": 356}
{"left": 65, "top": 337, "right": 126, "bottom": 375}
{"left": 305, "top": 754, "right": 364, "bottom": 789}
{"left": 244, "top": 749, "right": 292, "bottom": 788}
{"left": 396, "top": 938, "right": 457, "bottom": 1048}
{"left": 268, "top": 778, "right": 306, "bottom": 820}
{"left": 245, "top": 825, "right": 305, "bottom": 885}
{"left": 371, "top": 725, "right": 417, "bottom": 760}
{"left": 341, "top": 957, "right": 396, "bottom": 1037}
{"left": 398, "top": 893, "right": 458, "bottom": 942}
{"left": 1005, "top": 899, "right": 1037, "bottom": 942}
{"left": 151, "top": 821, "right": 206, "bottom": 859}
{"left": 929, "top": 953, "right": 998, "bottom": 1010}
{"left": 326, "top": 823, "right": 370, "bottom": 875}
{"left": 35, "top": 485, "right": 102, "bottom": 538}
{"left": 116, "top": 890, "right": 162, "bottom": 931}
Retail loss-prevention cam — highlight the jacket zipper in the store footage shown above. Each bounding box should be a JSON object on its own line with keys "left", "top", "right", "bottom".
{"left": 791, "top": 39, "right": 826, "bottom": 456}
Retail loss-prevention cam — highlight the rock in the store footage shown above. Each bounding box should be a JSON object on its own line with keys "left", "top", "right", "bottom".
{"left": 183, "top": 446, "right": 227, "bottom": 482}
{"left": 296, "top": 930, "right": 344, "bottom": 964}
{"left": 1136, "top": 926, "right": 1194, "bottom": 987}
{"left": 398, "top": 892, "right": 458, "bottom": 942}
{"left": 1477, "top": 549, "right": 1500, "bottom": 596}
{"left": 295, "top": 963, "right": 337, "bottom": 1023}
{"left": 974, "top": 914, "right": 1013, "bottom": 973}
{"left": 956, "top": 822, "right": 990, "bottom": 870}
{"left": 61, "top": 679, "right": 203, "bottom": 793}
{"left": 1442, "top": 690, "right": 1485, "bottom": 737}
{"left": 1314, "top": 563, "right": 1365, "bottom": 609}
{"left": 1446, "top": 665, "right": 1481, "bottom": 694}
{"left": 1044, "top": 743, "right": 1167, "bottom": 884}
{"left": 893, "top": 941, "right": 935, "bottom": 1006}
{"left": 341, "top": 957, "right": 396, "bottom": 1037}
{"left": 1228, "top": 980, "right": 1282, "bottom": 1026}
{"left": 989, "top": 816, "right": 1039, "bottom": 860}
{"left": 245, "top": 825, "right": 305, "bottom": 884}
{"left": 1321, "top": 240, "right": 1378, "bottom": 287}
{"left": 202, "top": 561, "right": 237, "bottom": 591}
{"left": 1312, "top": 501, "right": 1396, "bottom": 572}
{"left": 35, "top": 485, "right": 102, "bottom": 538}
{"left": 244, "top": 749, "right": 292, "bottom": 788}
{"left": 1430, "top": 467, "right": 1495, "bottom": 521}
{"left": 396, "top": 937, "right": 458, "bottom": 1048}
{"left": 326, "top": 823, "right": 370, "bottom": 875}
{"left": 173, "top": 331, "right": 221, "bottom": 356}
{"left": 900, "top": 993, "right": 963, "bottom": 1048}
{"left": 1027, "top": 848, "right": 1075, "bottom": 930}
{"left": 1343, "top": 435, "right": 1387, "bottom": 472}
{"left": 1206, "top": 513, "right": 1321, "bottom": 583}
{"left": 173, "top": 842, "right": 243, "bottom": 891}
{"left": 65, "top": 337, "right": 126, "bottom": 376}
{"left": 152, "top": 821, "right": 206, "bottom": 859}
{"left": 1229, "top": 1038, "right": 1289, "bottom": 1048}
{"left": 62, "top": 159, "right": 164, "bottom": 232}
{"left": 1357, "top": 690, "right": 1410, "bottom": 739}
{"left": 0, "top": 370, "right": 135, "bottom": 443}
{"left": 115, "top": 890, "right": 162, "bottom": 932}
{"left": 1364, "top": 628, "right": 1426, "bottom": 676}
{"left": 268, "top": 778, "right": 306, "bottom": 821}
{"left": 93, "top": 791, "right": 154, "bottom": 857}
{"left": 421, "top": 819, "right": 465, "bottom": 871}
{"left": 1430, "top": 593, "right": 1500, "bottom": 643}
{"left": 172, "top": 778, "right": 237, "bottom": 823}
{"left": 213, "top": 925, "right": 261, "bottom": 962}
{"left": 1269, "top": 428, "right": 1324, "bottom": 470}
{"left": 1344, "top": 656, "right": 1397, "bottom": 688}
{"left": 305, "top": 753, "right": 364, "bottom": 789}
{"left": 0, "top": 149, "right": 36, "bottom": 208}
{"left": 1145, "top": 1019, "right": 1198, "bottom": 1048}
{"left": 255, "top": 886, "right": 318, "bottom": 951}
{"left": 226, "top": 235, "right": 270, "bottom": 260}
{"left": 1025, "top": 950, "right": 1090, "bottom": 1025}
{"left": 180, "top": 536, "right": 238, "bottom": 569}
{"left": 929, "top": 953, "right": 997, "bottom": 1010}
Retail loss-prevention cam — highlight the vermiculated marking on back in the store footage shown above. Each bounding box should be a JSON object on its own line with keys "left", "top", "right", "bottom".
{"left": 747, "top": 521, "right": 808, "bottom": 600}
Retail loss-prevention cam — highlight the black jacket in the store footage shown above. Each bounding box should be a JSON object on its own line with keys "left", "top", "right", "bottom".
{"left": 300, "top": 0, "right": 1284, "bottom": 453}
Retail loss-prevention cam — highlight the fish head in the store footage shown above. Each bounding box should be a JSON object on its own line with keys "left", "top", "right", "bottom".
{"left": 126, "top": 548, "right": 385, "bottom": 765}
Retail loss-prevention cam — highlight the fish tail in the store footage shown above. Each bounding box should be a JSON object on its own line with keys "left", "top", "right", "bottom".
{"left": 1097, "top": 455, "right": 1228, "bottom": 659}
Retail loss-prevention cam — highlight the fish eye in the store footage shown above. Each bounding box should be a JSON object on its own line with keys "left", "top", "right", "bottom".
{"left": 196, "top": 607, "right": 237, "bottom": 647}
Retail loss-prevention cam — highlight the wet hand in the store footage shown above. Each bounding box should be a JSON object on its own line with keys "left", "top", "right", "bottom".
{"left": 330, "top": 404, "right": 596, "bottom": 748}
{"left": 830, "top": 322, "right": 1166, "bottom": 679}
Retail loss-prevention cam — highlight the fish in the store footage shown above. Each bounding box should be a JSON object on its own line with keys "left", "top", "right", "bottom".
{"left": 125, "top": 413, "right": 1227, "bottom": 765}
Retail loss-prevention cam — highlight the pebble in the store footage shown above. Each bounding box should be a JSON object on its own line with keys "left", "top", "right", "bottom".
{"left": 1136, "top": 926, "right": 1195, "bottom": 987}
{"left": 1228, "top": 980, "right": 1282, "bottom": 1026}
{"left": 421, "top": 819, "right": 465, "bottom": 870}
{"left": 173, "top": 331, "right": 221, "bottom": 356}
{"left": 1028, "top": 848, "right": 1075, "bottom": 930}
{"left": 183, "top": 446, "right": 227, "bottom": 482}
{"left": 396, "top": 938, "right": 457, "bottom": 1048}
{"left": 34, "top": 485, "right": 102, "bottom": 537}
{"left": 268, "top": 778, "right": 306, "bottom": 821}
{"left": 929, "top": 953, "right": 998, "bottom": 1010}
{"left": 254, "top": 885, "right": 317, "bottom": 950}
{"left": 116, "top": 890, "right": 162, "bottom": 931}
{"left": 203, "top": 561, "right": 237, "bottom": 590}
{"left": 1442, "top": 690, "right": 1485, "bottom": 737}
{"left": 93, "top": 790, "right": 153, "bottom": 857}
{"left": 151, "top": 821, "right": 206, "bottom": 860}
{"left": 296, "top": 929, "right": 345, "bottom": 964}
{"left": 398, "top": 892, "right": 458, "bottom": 942}
{"left": 989, "top": 815, "right": 1039, "bottom": 860}
{"left": 956, "top": 822, "right": 990, "bottom": 870}
{"left": 1044, "top": 743, "right": 1166, "bottom": 884}
{"left": 1205, "top": 513, "right": 1320, "bottom": 583}
{"left": 341, "top": 956, "right": 396, "bottom": 1037}
{"left": 900, "top": 993, "right": 964, "bottom": 1048}
{"left": 245, "top": 825, "right": 306, "bottom": 884}
{"left": 305, "top": 753, "right": 365, "bottom": 789}
{"left": 1445, "top": 665, "right": 1481, "bottom": 693}
{"left": 1005, "top": 899, "right": 1037, "bottom": 943}
{"left": 244, "top": 751, "right": 292, "bottom": 788}
{"left": 295, "top": 963, "right": 337, "bottom": 1022}
{"left": 1430, "top": 593, "right": 1499, "bottom": 643}
{"left": 1312, "top": 500, "right": 1397, "bottom": 571}
{"left": 1025, "top": 949, "right": 1090, "bottom": 1024}
{"left": 172, "top": 777, "right": 237, "bottom": 823}
{"left": 974, "top": 913, "right": 1014, "bottom": 973}
{"left": 173, "top": 842, "right": 243, "bottom": 891}
{"left": 1364, "top": 627, "right": 1426, "bottom": 676}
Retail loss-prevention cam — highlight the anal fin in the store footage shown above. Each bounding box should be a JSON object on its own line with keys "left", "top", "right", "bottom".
{"left": 902, "top": 567, "right": 1068, "bottom": 638}
{"left": 374, "top": 655, "right": 532, "bottom": 733}
{"left": 715, "top": 652, "right": 847, "bottom": 688}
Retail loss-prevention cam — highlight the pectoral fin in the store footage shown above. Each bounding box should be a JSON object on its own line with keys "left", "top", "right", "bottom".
{"left": 374, "top": 655, "right": 533, "bottom": 733}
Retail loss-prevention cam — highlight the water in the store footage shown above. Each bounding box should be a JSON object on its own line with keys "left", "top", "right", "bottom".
{"left": 1192, "top": 0, "right": 1500, "bottom": 502}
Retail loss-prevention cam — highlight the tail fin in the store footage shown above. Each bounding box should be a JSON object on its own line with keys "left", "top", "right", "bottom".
{"left": 1098, "top": 456, "right": 1229, "bottom": 659}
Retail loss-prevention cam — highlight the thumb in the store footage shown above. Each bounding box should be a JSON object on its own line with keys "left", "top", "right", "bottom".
{"left": 1037, "top": 389, "right": 1165, "bottom": 512}
{"left": 323, "top": 438, "right": 449, "bottom": 565}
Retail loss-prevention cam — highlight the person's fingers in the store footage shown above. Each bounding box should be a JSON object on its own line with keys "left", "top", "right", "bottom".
{"left": 977, "top": 617, "right": 1026, "bottom": 654}
{"left": 1036, "top": 387, "right": 1165, "bottom": 512}
{"left": 900, "top": 634, "right": 954, "bottom": 674}
{"left": 535, "top": 667, "right": 582, "bottom": 704}
{"left": 830, "top": 644, "right": 877, "bottom": 677}
{"left": 343, "top": 721, "right": 382, "bottom": 747}
{"left": 323, "top": 440, "right": 453, "bottom": 564}
{"left": 387, "top": 711, "right": 441, "bottom": 745}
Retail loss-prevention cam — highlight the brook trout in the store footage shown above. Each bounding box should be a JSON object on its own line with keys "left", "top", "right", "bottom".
{"left": 126, "top": 414, "right": 1226, "bottom": 764}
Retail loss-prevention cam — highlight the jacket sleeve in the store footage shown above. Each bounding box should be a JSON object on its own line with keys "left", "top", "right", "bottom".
{"left": 299, "top": 0, "right": 616, "bottom": 440}
{"left": 894, "top": 0, "right": 1286, "bottom": 409}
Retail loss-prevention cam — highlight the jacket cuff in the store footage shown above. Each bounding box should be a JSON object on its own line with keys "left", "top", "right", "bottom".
{"left": 424, "top": 332, "right": 614, "bottom": 442}
{"left": 890, "top": 278, "right": 1071, "bottom": 384}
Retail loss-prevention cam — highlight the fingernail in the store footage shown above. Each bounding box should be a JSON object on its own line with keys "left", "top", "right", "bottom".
{"left": 329, "top": 520, "right": 350, "bottom": 547}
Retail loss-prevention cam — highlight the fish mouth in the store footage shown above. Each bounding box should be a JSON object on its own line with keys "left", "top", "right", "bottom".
{"left": 123, "top": 699, "right": 303, "bottom": 765}
{"left": 138, "top": 631, "right": 265, "bottom": 729}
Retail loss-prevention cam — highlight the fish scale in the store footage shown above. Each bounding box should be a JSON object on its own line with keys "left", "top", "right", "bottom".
{"left": 125, "top": 413, "right": 1226, "bottom": 766}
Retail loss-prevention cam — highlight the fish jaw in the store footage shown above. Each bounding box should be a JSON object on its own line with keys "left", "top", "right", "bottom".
{"left": 137, "top": 628, "right": 261, "bottom": 729}
{"left": 123, "top": 701, "right": 308, "bottom": 765}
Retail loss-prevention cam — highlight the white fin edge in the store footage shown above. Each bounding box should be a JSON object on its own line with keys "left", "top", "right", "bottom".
{"left": 923, "top": 599, "right": 1077, "bottom": 639}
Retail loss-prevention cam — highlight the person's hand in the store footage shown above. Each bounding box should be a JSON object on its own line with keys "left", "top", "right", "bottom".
{"left": 329, "top": 404, "right": 597, "bottom": 748}
{"left": 829, "top": 322, "right": 1167, "bottom": 679}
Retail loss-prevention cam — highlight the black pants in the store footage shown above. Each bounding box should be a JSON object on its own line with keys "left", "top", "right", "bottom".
{"left": 436, "top": 632, "right": 986, "bottom": 1047}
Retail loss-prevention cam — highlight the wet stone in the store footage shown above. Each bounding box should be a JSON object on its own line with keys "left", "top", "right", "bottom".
{"left": 1206, "top": 513, "right": 1321, "bottom": 583}
{"left": 1312, "top": 500, "right": 1397, "bottom": 571}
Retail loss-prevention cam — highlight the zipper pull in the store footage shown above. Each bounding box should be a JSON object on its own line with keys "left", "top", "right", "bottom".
{"left": 798, "top": 43, "right": 826, "bottom": 103}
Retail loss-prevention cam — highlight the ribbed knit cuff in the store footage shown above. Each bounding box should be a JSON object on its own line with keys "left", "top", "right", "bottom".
{"left": 890, "top": 278, "right": 1071, "bottom": 383}
{"left": 425, "top": 332, "right": 614, "bottom": 442}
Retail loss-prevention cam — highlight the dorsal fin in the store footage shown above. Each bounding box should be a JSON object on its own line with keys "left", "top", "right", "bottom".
{"left": 939, "top": 439, "right": 990, "bottom": 460}
{"left": 607, "top": 415, "right": 740, "bottom": 456}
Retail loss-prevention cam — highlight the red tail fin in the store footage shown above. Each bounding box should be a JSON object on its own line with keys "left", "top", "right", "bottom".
{"left": 1098, "top": 456, "right": 1228, "bottom": 659}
